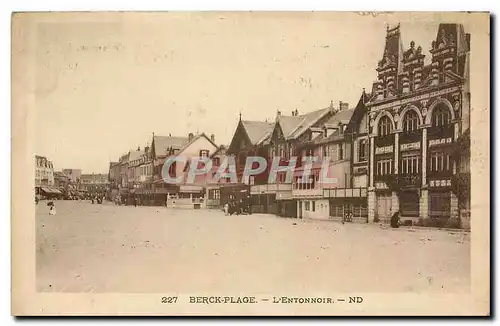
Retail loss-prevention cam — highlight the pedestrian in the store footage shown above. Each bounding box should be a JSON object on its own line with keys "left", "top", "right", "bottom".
{"left": 390, "top": 211, "right": 401, "bottom": 228}
{"left": 49, "top": 203, "right": 56, "bottom": 215}
{"left": 134, "top": 196, "right": 137, "bottom": 207}
{"left": 224, "top": 202, "right": 229, "bottom": 216}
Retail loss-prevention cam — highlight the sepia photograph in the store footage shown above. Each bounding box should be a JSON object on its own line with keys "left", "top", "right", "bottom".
{"left": 11, "top": 11, "right": 490, "bottom": 316}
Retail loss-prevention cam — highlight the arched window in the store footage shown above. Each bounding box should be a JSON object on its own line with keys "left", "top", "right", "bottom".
{"left": 403, "top": 110, "right": 419, "bottom": 132}
{"left": 432, "top": 105, "right": 451, "bottom": 127}
{"left": 378, "top": 116, "right": 392, "bottom": 136}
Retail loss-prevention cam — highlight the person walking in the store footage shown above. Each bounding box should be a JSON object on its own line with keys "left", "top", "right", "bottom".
{"left": 48, "top": 203, "right": 56, "bottom": 215}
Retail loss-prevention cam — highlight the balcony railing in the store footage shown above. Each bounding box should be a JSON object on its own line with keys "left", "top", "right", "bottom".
{"left": 292, "top": 187, "right": 323, "bottom": 198}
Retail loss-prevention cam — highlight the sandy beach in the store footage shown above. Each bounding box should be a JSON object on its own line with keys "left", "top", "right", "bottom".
{"left": 36, "top": 200, "right": 470, "bottom": 293}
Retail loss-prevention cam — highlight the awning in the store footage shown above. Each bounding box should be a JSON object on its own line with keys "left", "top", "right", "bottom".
{"left": 40, "top": 187, "right": 61, "bottom": 195}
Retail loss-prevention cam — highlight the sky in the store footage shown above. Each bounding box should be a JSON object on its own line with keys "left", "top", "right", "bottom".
{"left": 31, "top": 12, "right": 482, "bottom": 173}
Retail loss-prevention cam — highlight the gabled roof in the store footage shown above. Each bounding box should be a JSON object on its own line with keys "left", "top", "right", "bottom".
{"left": 176, "top": 133, "right": 219, "bottom": 155}
{"left": 128, "top": 149, "right": 144, "bottom": 161}
{"left": 241, "top": 120, "right": 274, "bottom": 145}
{"left": 312, "top": 109, "right": 355, "bottom": 144}
{"left": 210, "top": 145, "right": 228, "bottom": 158}
{"left": 152, "top": 135, "right": 190, "bottom": 157}
{"left": 277, "top": 107, "right": 331, "bottom": 140}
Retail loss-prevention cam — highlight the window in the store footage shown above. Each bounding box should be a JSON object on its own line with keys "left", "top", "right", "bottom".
{"left": 312, "top": 201, "right": 316, "bottom": 212}
{"left": 429, "top": 151, "right": 451, "bottom": 172}
{"left": 433, "top": 106, "right": 451, "bottom": 127}
{"left": 304, "top": 201, "right": 310, "bottom": 211}
{"left": 376, "top": 159, "right": 392, "bottom": 175}
{"left": 322, "top": 145, "right": 328, "bottom": 158}
{"left": 403, "top": 110, "right": 419, "bottom": 132}
{"left": 212, "top": 157, "right": 220, "bottom": 166}
{"left": 378, "top": 116, "right": 392, "bottom": 136}
{"left": 338, "top": 143, "right": 344, "bottom": 160}
{"left": 200, "top": 150, "right": 209, "bottom": 158}
{"left": 401, "top": 154, "right": 420, "bottom": 174}
{"left": 305, "top": 148, "right": 313, "bottom": 157}
{"left": 358, "top": 139, "right": 368, "bottom": 162}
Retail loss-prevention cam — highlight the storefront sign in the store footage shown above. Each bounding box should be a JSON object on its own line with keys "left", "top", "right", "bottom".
{"left": 429, "top": 179, "right": 451, "bottom": 187}
{"left": 375, "top": 182, "right": 389, "bottom": 189}
{"left": 370, "top": 86, "right": 459, "bottom": 111}
{"left": 375, "top": 146, "right": 393, "bottom": 155}
{"left": 429, "top": 137, "right": 452, "bottom": 147}
{"left": 400, "top": 142, "right": 421, "bottom": 151}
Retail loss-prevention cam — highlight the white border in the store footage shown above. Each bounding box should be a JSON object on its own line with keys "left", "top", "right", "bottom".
{"left": 5, "top": 0, "right": 497, "bottom": 324}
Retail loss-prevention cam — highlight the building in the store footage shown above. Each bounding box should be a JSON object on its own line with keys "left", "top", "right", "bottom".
{"left": 108, "top": 162, "right": 120, "bottom": 200}
{"left": 205, "top": 144, "right": 229, "bottom": 208}
{"left": 35, "top": 155, "right": 61, "bottom": 198}
{"left": 226, "top": 117, "right": 274, "bottom": 213}
{"left": 136, "top": 146, "right": 154, "bottom": 205}
{"left": 150, "top": 132, "right": 219, "bottom": 207}
{"left": 364, "top": 23, "right": 470, "bottom": 227}
{"left": 35, "top": 155, "right": 55, "bottom": 186}
{"left": 62, "top": 169, "right": 82, "bottom": 184}
{"left": 127, "top": 147, "right": 145, "bottom": 202}
{"left": 263, "top": 106, "right": 342, "bottom": 217}
{"left": 150, "top": 134, "right": 191, "bottom": 205}
{"left": 114, "top": 152, "right": 130, "bottom": 202}
{"left": 79, "top": 173, "right": 109, "bottom": 194}
{"left": 293, "top": 103, "right": 361, "bottom": 220}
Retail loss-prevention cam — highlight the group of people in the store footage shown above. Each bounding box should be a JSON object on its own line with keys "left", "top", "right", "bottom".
{"left": 223, "top": 195, "right": 252, "bottom": 216}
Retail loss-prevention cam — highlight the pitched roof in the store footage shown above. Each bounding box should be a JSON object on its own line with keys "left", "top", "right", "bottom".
{"left": 324, "top": 108, "right": 355, "bottom": 126}
{"left": 278, "top": 107, "right": 330, "bottom": 139}
{"left": 176, "top": 133, "right": 219, "bottom": 155}
{"left": 128, "top": 149, "right": 144, "bottom": 161}
{"left": 153, "top": 135, "right": 190, "bottom": 157}
{"left": 241, "top": 121, "right": 274, "bottom": 145}
{"left": 345, "top": 91, "right": 369, "bottom": 134}
{"left": 313, "top": 109, "right": 355, "bottom": 144}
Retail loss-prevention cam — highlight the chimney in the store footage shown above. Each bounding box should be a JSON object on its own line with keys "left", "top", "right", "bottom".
{"left": 188, "top": 132, "right": 194, "bottom": 141}
{"left": 137, "top": 146, "right": 140, "bottom": 151}
{"left": 145, "top": 146, "right": 150, "bottom": 153}
{"left": 277, "top": 110, "right": 281, "bottom": 116}
{"left": 210, "top": 134, "right": 215, "bottom": 142}
{"left": 291, "top": 110, "right": 295, "bottom": 116}
{"left": 295, "top": 109, "right": 299, "bottom": 116}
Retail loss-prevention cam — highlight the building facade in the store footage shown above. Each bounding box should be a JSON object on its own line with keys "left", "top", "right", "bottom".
{"left": 365, "top": 23, "right": 470, "bottom": 227}
{"left": 227, "top": 118, "right": 274, "bottom": 213}
{"left": 62, "top": 169, "right": 82, "bottom": 184}
{"left": 36, "top": 155, "right": 55, "bottom": 186}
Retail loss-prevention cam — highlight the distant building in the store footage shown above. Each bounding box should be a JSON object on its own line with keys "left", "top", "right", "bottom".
{"left": 79, "top": 173, "right": 109, "bottom": 193}
{"left": 62, "top": 169, "right": 82, "bottom": 183}
{"left": 54, "top": 171, "right": 70, "bottom": 188}
{"left": 35, "top": 155, "right": 55, "bottom": 186}
{"left": 35, "top": 155, "right": 61, "bottom": 198}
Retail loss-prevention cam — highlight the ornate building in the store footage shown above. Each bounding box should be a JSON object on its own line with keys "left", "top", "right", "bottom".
{"left": 365, "top": 23, "right": 470, "bottom": 227}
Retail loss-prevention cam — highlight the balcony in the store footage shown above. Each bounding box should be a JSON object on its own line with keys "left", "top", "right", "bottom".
{"left": 323, "top": 188, "right": 367, "bottom": 198}
{"left": 292, "top": 187, "right": 323, "bottom": 199}
{"left": 250, "top": 183, "right": 292, "bottom": 195}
